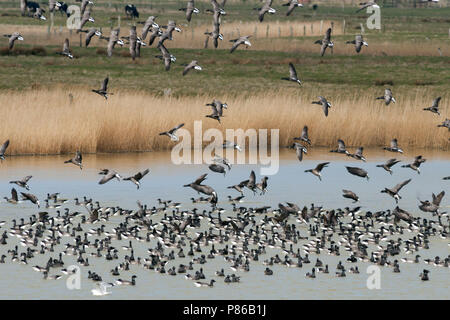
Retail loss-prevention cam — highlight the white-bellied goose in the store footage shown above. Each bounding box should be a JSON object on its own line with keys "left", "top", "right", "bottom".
{"left": 342, "top": 190, "right": 359, "bottom": 202}
{"left": 376, "top": 158, "right": 400, "bottom": 174}
{"left": 347, "top": 147, "right": 366, "bottom": 161}
{"left": 330, "top": 139, "right": 349, "bottom": 154}
{"left": 4, "top": 188, "right": 19, "bottom": 204}
{"left": 92, "top": 77, "right": 111, "bottom": 99}
{"left": 283, "top": 0, "right": 303, "bottom": 16}
{"left": 159, "top": 123, "right": 184, "bottom": 141}
{"left": 230, "top": 36, "right": 251, "bottom": 53}
{"left": 281, "top": 63, "right": 302, "bottom": 85}
{"left": 346, "top": 34, "right": 368, "bottom": 53}
{"left": 356, "top": 1, "right": 380, "bottom": 13}
{"left": 305, "top": 162, "right": 330, "bottom": 181}
{"left": 21, "top": 192, "right": 40, "bottom": 208}
{"left": 383, "top": 138, "right": 403, "bottom": 153}
{"left": 209, "top": 164, "right": 226, "bottom": 176}
{"left": 115, "top": 275, "right": 136, "bottom": 286}
{"left": 179, "top": 0, "right": 200, "bottom": 22}
{"left": 57, "top": 38, "right": 73, "bottom": 59}
{"left": 346, "top": 166, "right": 369, "bottom": 180}
{"left": 294, "top": 126, "right": 311, "bottom": 145}
{"left": 9, "top": 175, "right": 32, "bottom": 190}
{"left": 194, "top": 279, "right": 216, "bottom": 287}
{"left": 64, "top": 151, "right": 82, "bottom": 169}
{"left": 312, "top": 96, "right": 332, "bottom": 117}
{"left": 98, "top": 169, "right": 122, "bottom": 185}
{"left": 123, "top": 169, "right": 150, "bottom": 189}
{"left": 0, "top": 139, "right": 10, "bottom": 161}
{"left": 419, "top": 191, "right": 445, "bottom": 214}
{"left": 4, "top": 33, "right": 24, "bottom": 50}
{"left": 381, "top": 179, "right": 411, "bottom": 203}
{"left": 423, "top": 97, "right": 441, "bottom": 115}
{"left": 401, "top": 155, "right": 426, "bottom": 174}
{"left": 80, "top": 28, "right": 101, "bottom": 47}
{"left": 376, "top": 88, "right": 396, "bottom": 105}
{"left": 182, "top": 60, "right": 202, "bottom": 76}
{"left": 155, "top": 43, "right": 176, "bottom": 71}
{"left": 314, "top": 28, "right": 333, "bottom": 56}
{"left": 256, "top": 0, "right": 276, "bottom": 22}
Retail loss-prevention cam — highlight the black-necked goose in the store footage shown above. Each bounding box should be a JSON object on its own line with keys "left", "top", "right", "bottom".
{"left": 57, "top": 38, "right": 73, "bottom": 59}
{"left": 283, "top": 0, "right": 303, "bottom": 16}
{"left": 346, "top": 34, "right": 368, "bottom": 53}
{"left": 342, "top": 189, "right": 359, "bottom": 202}
{"left": 256, "top": 0, "right": 276, "bottom": 22}
{"left": 209, "top": 164, "right": 226, "bottom": 176}
{"left": 401, "top": 155, "right": 426, "bottom": 174}
{"left": 345, "top": 166, "right": 369, "bottom": 180}
{"left": 194, "top": 279, "right": 215, "bottom": 287}
{"left": 420, "top": 269, "right": 429, "bottom": 281}
{"left": 381, "top": 179, "right": 411, "bottom": 203}
{"left": 43, "top": 271, "right": 61, "bottom": 280}
{"left": 159, "top": 123, "right": 184, "bottom": 141}
{"left": 418, "top": 191, "right": 445, "bottom": 214}
{"left": 330, "top": 139, "right": 349, "bottom": 154}
{"left": 123, "top": 169, "right": 150, "bottom": 189}
{"left": 180, "top": 0, "right": 200, "bottom": 22}
{"left": 376, "top": 158, "right": 400, "bottom": 174}
{"left": 281, "top": 63, "right": 302, "bottom": 85}
{"left": 64, "top": 151, "right": 83, "bottom": 169}
{"left": 383, "top": 138, "right": 403, "bottom": 153}
{"left": 229, "top": 36, "right": 251, "bottom": 53}
{"left": 312, "top": 96, "right": 332, "bottom": 116}
{"left": 294, "top": 126, "right": 311, "bottom": 145}
{"left": 92, "top": 76, "right": 111, "bottom": 99}
{"left": 4, "top": 32, "right": 24, "bottom": 50}
{"left": 347, "top": 147, "right": 366, "bottom": 161}
{"left": 98, "top": 169, "right": 122, "bottom": 185}
{"left": 314, "top": 28, "right": 334, "bottom": 56}
{"left": 115, "top": 275, "right": 136, "bottom": 286}
{"left": 376, "top": 88, "right": 396, "bottom": 105}
{"left": 423, "top": 97, "right": 441, "bottom": 115}
{"left": 0, "top": 139, "right": 9, "bottom": 161}
{"left": 4, "top": 188, "right": 19, "bottom": 204}
{"left": 305, "top": 162, "right": 330, "bottom": 181}
{"left": 437, "top": 118, "right": 450, "bottom": 130}
{"left": 20, "top": 192, "right": 40, "bottom": 208}
{"left": 182, "top": 60, "right": 202, "bottom": 76}
{"left": 9, "top": 175, "right": 32, "bottom": 190}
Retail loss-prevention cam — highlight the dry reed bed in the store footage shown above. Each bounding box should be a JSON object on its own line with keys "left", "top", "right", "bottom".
{"left": 0, "top": 87, "right": 448, "bottom": 155}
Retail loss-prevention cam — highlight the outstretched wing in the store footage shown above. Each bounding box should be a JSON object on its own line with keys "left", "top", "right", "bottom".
{"left": 169, "top": 123, "right": 185, "bottom": 134}
{"left": 288, "top": 63, "right": 298, "bottom": 79}
{"left": 194, "top": 173, "right": 208, "bottom": 185}
{"left": 432, "top": 191, "right": 445, "bottom": 206}
{"left": 75, "top": 151, "right": 82, "bottom": 163}
{"left": 0, "top": 140, "right": 9, "bottom": 155}
{"left": 392, "top": 179, "right": 411, "bottom": 193}
{"left": 11, "top": 188, "right": 18, "bottom": 201}
{"left": 101, "top": 77, "right": 109, "bottom": 91}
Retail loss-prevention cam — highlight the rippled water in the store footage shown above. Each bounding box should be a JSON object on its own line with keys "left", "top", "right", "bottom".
{"left": 0, "top": 149, "right": 448, "bottom": 299}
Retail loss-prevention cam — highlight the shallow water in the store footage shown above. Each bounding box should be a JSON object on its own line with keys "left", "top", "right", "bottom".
{"left": 0, "top": 149, "right": 448, "bottom": 299}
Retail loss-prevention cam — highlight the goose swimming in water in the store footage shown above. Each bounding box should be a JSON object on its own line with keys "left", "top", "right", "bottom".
{"left": 159, "top": 123, "right": 184, "bottom": 141}
{"left": 123, "top": 169, "right": 150, "bottom": 189}
{"left": 401, "top": 155, "right": 426, "bottom": 174}
{"left": 381, "top": 179, "right": 411, "bottom": 203}
{"left": 92, "top": 77, "right": 112, "bottom": 99}
{"left": 281, "top": 63, "right": 302, "bottom": 85}
{"left": 194, "top": 279, "right": 216, "bottom": 287}
{"left": 115, "top": 275, "right": 136, "bottom": 286}
{"left": 376, "top": 158, "right": 400, "bottom": 174}
{"left": 376, "top": 88, "right": 396, "bottom": 105}
{"left": 4, "top": 32, "right": 24, "bottom": 50}
{"left": 383, "top": 139, "right": 403, "bottom": 153}
{"left": 230, "top": 36, "right": 251, "bottom": 53}
{"left": 0, "top": 139, "right": 9, "bottom": 161}
{"left": 9, "top": 175, "right": 32, "bottom": 190}
{"left": 64, "top": 151, "right": 83, "bottom": 169}
{"left": 305, "top": 162, "right": 330, "bottom": 181}
{"left": 314, "top": 28, "right": 334, "bottom": 56}
{"left": 312, "top": 96, "right": 332, "bottom": 117}
{"left": 423, "top": 97, "right": 441, "bottom": 115}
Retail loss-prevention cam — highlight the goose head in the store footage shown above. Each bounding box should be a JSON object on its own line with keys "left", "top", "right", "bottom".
{"left": 88, "top": 17, "right": 95, "bottom": 23}
{"left": 18, "top": 35, "right": 24, "bottom": 41}
{"left": 218, "top": 33, "right": 224, "bottom": 40}
{"left": 175, "top": 27, "right": 182, "bottom": 32}
{"left": 194, "top": 65, "right": 202, "bottom": 71}
{"left": 268, "top": 8, "right": 276, "bottom": 14}
{"left": 94, "top": 30, "right": 102, "bottom": 37}
{"left": 193, "top": 8, "right": 200, "bottom": 14}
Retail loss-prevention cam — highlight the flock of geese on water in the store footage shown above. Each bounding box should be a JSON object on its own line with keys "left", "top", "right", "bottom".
{"left": 1, "top": 0, "right": 449, "bottom": 297}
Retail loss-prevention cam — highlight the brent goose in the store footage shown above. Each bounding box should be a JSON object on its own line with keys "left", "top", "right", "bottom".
{"left": 381, "top": 179, "right": 412, "bottom": 203}
{"left": 57, "top": 38, "right": 73, "bottom": 59}
{"left": 423, "top": 97, "right": 441, "bottom": 115}
{"left": 205, "top": 104, "right": 223, "bottom": 123}
{"left": 115, "top": 275, "right": 136, "bottom": 286}
{"left": 437, "top": 119, "right": 450, "bottom": 130}
{"left": 209, "top": 164, "right": 226, "bottom": 176}
{"left": 223, "top": 140, "right": 242, "bottom": 151}
{"left": 345, "top": 166, "right": 369, "bottom": 180}
{"left": 420, "top": 269, "right": 429, "bottom": 281}
{"left": 418, "top": 191, "right": 445, "bottom": 214}
{"left": 293, "top": 142, "right": 307, "bottom": 162}
{"left": 401, "top": 155, "right": 426, "bottom": 174}
{"left": 182, "top": 60, "right": 202, "bottom": 76}
{"left": 179, "top": 0, "right": 200, "bottom": 22}
{"left": 98, "top": 169, "right": 122, "bottom": 185}
{"left": 376, "top": 158, "right": 401, "bottom": 174}
{"left": 64, "top": 151, "right": 83, "bottom": 169}
{"left": 312, "top": 96, "right": 332, "bottom": 117}
{"left": 376, "top": 88, "right": 396, "bottom": 105}
{"left": 283, "top": 0, "right": 303, "bottom": 16}
{"left": 157, "top": 20, "right": 181, "bottom": 47}
{"left": 342, "top": 190, "right": 359, "bottom": 202}
{"left": 9, "top": 175, "right": 32, "bottom": 190}
{"left": 159, "top": 123, "right": 185, "bottom": 141}
{"left": 256, "top": 0, "right": 276, "bottom": 22}
{"left": 123, "top": 169, "right": 150, "bottom": 189}
{"left": 155, "top": 43, "right": 176, "bottom": 71}
{"left": 4, "top": 188, "right": 19, "bottom": 204}
{"left": 305, "top": 162, "right": 330, "bottom": 181}
{"left": 4, "top": 32, "right": 24, "bottom": 50}
{"left": 281, "top": 63, "right": 302, "bottom": 85}
{"left": 230, "top": 36, "right": 252, "bottom": 53}
{"left": 348, "top": 147, "right": 366, "bottom": 161}
{"left": 383, "top": 139, "right": 403, "bottom": 153}
{"left": 194, "top": 279, "right": 216, "bottom": 287}
{"left": 330, "top": 139, "right": 349, "bottom": 154}
{"left": 314, "top": 28, "right": 334, "bottom": 56}
{"left": 346, "top": 34, "right": 368, "bottom": 53}
{"left": 294, "top": 126, "right": 311, "bottom": 145}
{"left": 92, "top": 77, "right": 112, "bottom": 99}
{"left": 20, "top": 192, "right": 40, "bottom": 207}
{"left": 0, "top": 139, "right": 9, "bottom": 160}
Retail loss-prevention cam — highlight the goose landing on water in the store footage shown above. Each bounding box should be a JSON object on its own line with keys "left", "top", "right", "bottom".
{"left": 123, "top": 169, "right": 150, "bottom": 189}
{"left": 401, "top": 155, "right": 426, "bottom": 174}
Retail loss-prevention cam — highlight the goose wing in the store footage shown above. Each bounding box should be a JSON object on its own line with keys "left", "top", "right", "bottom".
{"left": 316, "top": 162, "right": 329, "bottom": 171}
{"left": 392, "top": 179, "right": 412, "bottom": 193}
{"left": 101, "top": 77, "right": 109, "bottom": 91}
{"left": 63, "top": 38, "right": 70, "bottom": 53}
{"left": 324, "top": 28, "right": 332, "bottom": 42}
{"left": 75, "top": 151, "right": 82, "bottom": 163}
{"left": 337, "top": 139, "right": 346, "bottom": 152}
{"left": 168, "top": 123, "right": 184, "bottom": 134}
{"left": 386, "top": 158, "right": 400, "bottom": 167}
{"left": 432, "top": 191, "right": 445, "bottom": 206}
{"left": 21, "top": 175, "right": 33, "bottom": 183}
{"left": 194, "top": 173, "right": 208, "bottom": 185}
{"left": 0, "top": 139, "right": 10, "bottom": 155}
{"left": 390, "top": 138, "right": 398, "bottom": 149}
{"left": 432, "top": 97, "right": 441, "bottom": 109}
{"left": 11, "top": 188, "right": 18, "bottom": 201}
{"left": 248, "top": 170, "right": 256, "bottom": 185}
{"left": 288, "top": 63, "right": 298, "bottom": 79}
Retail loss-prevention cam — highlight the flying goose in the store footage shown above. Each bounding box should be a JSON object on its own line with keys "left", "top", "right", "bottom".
{"left": 312, "top": 96, "right": 332, "bottom": 117}
{"left": 123, "top": 169, "right": 150, "bottom": 189}
{"left": 64, "top": 151, "right": 82, "bottom": 169}
{"left": 9, "top": 175, "right": 32, "bottom": 190}
{"left": 293, "top": 142, "right": 307, "bottom": 162}
{"left": 294, "top": 126, "right": 311, "bottom": 145}
{"left": 49, "top": 0, "right": 61, "bottom": 13}
{"left": 437, "top": 118, "right": 450, "bottom": 130}
{"left": 20, "top": 192, "right": 40, "bottom": 208}
{"left": 0, "top": 139, "right": 10, "bottom": 161}
{"left": 3, "top": 32, "right": 24, "bottom": 50}
{"left": 223, "top": 140, "right": 242, "bottom": 151}
{"left": 210, "top": 0, "right": 226, "bottom": 15}
{"left": 383, "top": 138, "right": 403, "bottom": 153}
{"left": 213, "top": 153, "right": 231, "bottom": 170}
{"left": 314, "top": 28, "right": 334, "bottom": 56}
{"left": 230, "top": 36, "right": 251, "bottom": 53}
{"left": 155, "top": 43, "right": 176, "bottom": 71}
{"left": 106, "top": 28, "right": 124, "bottom": 57}
{"left": 182, "top": 60, "right": 202, "bottom": 76}
{"left": 183, "top": 174, "right": 218, "bottom": 199}
{"left": 33, "top": 8, "right": 46, "bottom": 20}
{"left": 227, "top": 181, "right": 246, "bottom": 195}
{"left": 330, "top": 139, "right": 349, "bottom": 154}
{"left": 206, "top": 99, "right": 227, "bottom": 116}
{"left": 204, "top": 23, "right": 223, "bottom": 49}
{"left": 92, "top": 76, "right": 112, "bottom": 99}
{"left": 347, "top": 147, "right": 366, "bottom": 161}
{"left": 345, "top": 166, "right": 369, "bottom": 180}
{"left": 376, "top": 88, "right": 396, "bottom": 105}
{"left": 159, "top": 123, "right": 185, "bottom": 141}
{"left": 393, "top": 206, "right": 413, "bottom": 224}
{"left": 381, "top": 179, "right": 411, "bottom": 203}
{"left": 148, "top": 25, "right": 162, "bottom": 46}
{"left": 342, "top": 190, "right": 359, "bottom": 202}
{"left": 281, "top": 63, "right": 302, "bottom": 85}
{"left": 423, "top": 97, "right": 441, "bottom": 115}
{"left": 356, "top": 1, "right": 380, "bottom": 13}
{"left": 346, "top": 34, "right": 368, "bottom": 53}
{"left": 4, "top": 188, "right": 19, "bottom": 204}
{"left": 256, "top": 0, "right": 276, "bottom": 22}
{"left": 209, "top": 164, "right": 226, "bottom": 176}
{"left": 128, "top": 26, "right": 138, "bottom": 60}
{"left": 243, "top": 170, "right": 257, "bottom": 193}
{"left": 376, "top": 158, "right": 400, "bottom": 174}
{"left": 205, "top": 104, "right": 222, "bottom": 123}
{"left": 80, "top": 0, "right": 93, "bottom": 16}
{"left": 57, "top": 38, "right": 73, "bottom": 59}
{"left": 80, "top": 28, "right": 101, "bottom": 47}
{"left": 401, "top": 155, "right": 426, "bottom": 174}
{"left": 77, "top": 7, "right": 94, "bottom": 31}
{"left": 98, "top": 169, "right": 122, "bottom": 185}
{"left": 256, "top": 176, "right": 269, "bottom": 195}
{"left": 305, "top": 162, "right": 330, "bottom": 181}
{"left": 418, "top": 191, "right": 445, "bottom": 215}
{"left": 179, "top": 0, "right": 200, "bottom": 22}
{"left": 140, "top": 16, "right": 159, "bottom": 40}
{"left": 157, "top": 20, "right": 181, "bottom": 47}
{"left": 283, "top": 0, "right": 303, "bottom": 16}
